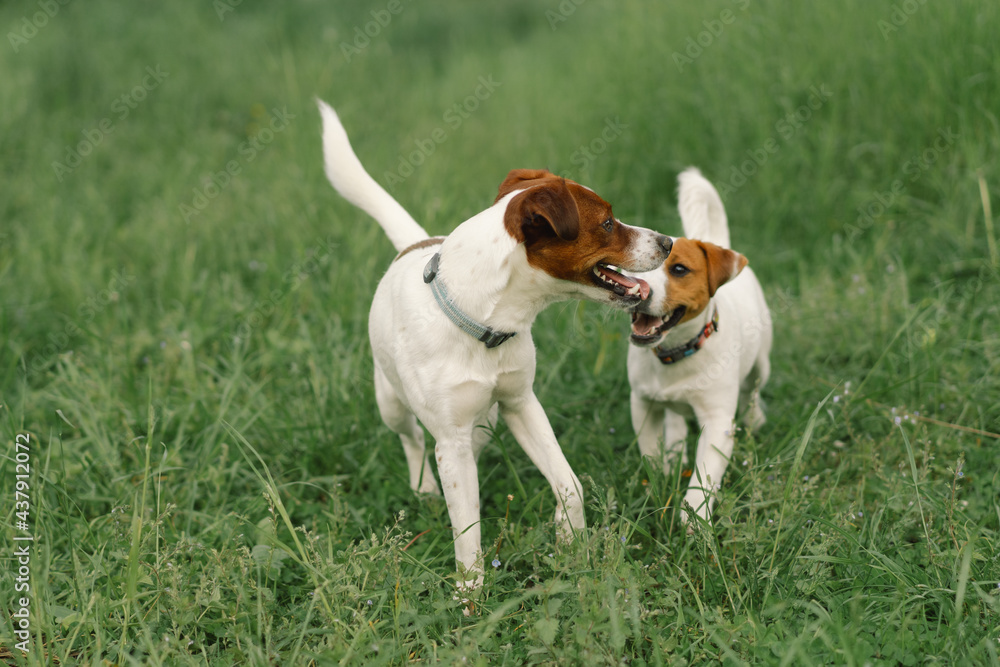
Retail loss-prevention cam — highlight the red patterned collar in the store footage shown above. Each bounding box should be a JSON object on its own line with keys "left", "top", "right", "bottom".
{"left": 652, "top": 308, "right": 719, "bottom": 365}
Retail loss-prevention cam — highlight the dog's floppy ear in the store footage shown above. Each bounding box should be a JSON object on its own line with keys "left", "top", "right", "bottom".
{"left": 504, "top": 177, "right": 580, "bottom": 242}
{"left": 495, "top": 168, "right": 558, "bottom": 203}
{"left": 699, "top": 241, "right": 748, "bottom": 297}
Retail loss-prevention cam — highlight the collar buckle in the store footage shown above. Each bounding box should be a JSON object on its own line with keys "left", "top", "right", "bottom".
{"left": 480, "top": 329, "right": 515, "bottom": 348}
{"left": 424, "top": 253, "right": 517, "bottom": 349}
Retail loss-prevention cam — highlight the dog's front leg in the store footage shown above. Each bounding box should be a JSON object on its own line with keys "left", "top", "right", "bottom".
{"left": 434, "top": 435, "right": 484, "bottom": 590}
{"left": 631, "top": 393, "right": 689, "bottom": 476}
{"left": 683, "top": 397, "right": 739, "bottom": 525}
{"left": 631, "top": 392, "right": 666, "bottom": 462}
{"left": 501, "top": 393, "right": 585, "bottom": 541}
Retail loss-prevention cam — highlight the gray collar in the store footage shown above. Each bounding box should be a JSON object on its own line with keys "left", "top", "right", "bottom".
{"left": 423, "top": 253, "right": 517, "bottom": 349}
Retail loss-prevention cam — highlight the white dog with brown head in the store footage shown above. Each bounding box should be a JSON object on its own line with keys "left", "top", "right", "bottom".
{"left": 627, "top": 168, "right": 772, "bottom": 527}
{"left": 318, "top": 101, "right": 673, "bottom": 588}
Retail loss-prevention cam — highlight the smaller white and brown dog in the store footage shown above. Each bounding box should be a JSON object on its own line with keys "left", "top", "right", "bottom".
{"left": 626, "top": 168, "right": 772, "bottom": 526}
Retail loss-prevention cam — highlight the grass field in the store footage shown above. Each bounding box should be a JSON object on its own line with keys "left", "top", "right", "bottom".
{"left": 2, "top": 0, "right": 999, "bottom": 664}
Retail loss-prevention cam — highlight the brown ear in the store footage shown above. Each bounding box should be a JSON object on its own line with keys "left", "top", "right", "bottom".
{"left": 699, "top": 241, "right": 748, "bottom": 296}
{"left": 503, "top": 178, "right": 580, "bottom": 242}
{"left": 495, "top": 168, "right": 558, "bottom": 203}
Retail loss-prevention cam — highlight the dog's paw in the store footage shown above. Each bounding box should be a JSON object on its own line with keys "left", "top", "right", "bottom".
{"left": 453, "top": 574, "right": 484, "bottom": 615}
{"left": 680, "top": 494, "right": 714, "bottom": 534}
{"left": 744, "top": 398, "right": 767, "bottom": 432}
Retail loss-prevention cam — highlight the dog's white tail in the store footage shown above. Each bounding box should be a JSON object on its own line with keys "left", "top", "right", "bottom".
{"left": 318, "top": 99, "right": 429, "bottom": 252}
{"left": 677, "top": 167, "right": 730, "bottom": 249}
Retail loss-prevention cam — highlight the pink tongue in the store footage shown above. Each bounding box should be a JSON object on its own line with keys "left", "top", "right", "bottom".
{"left": 631, "top": 312, "right": 662, "bottom": 335}
{"left": 601, "top": 267, "right": 649, "bottom": 300}
{"left": 599, "top": 267, "right": 651, "bottom": 299}
{"left": 636, "top": 278, "right": 650, "bottom": 300}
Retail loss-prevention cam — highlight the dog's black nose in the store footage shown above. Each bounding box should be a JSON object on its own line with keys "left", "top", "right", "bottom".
{"left": 657, "top": 234, "right": 673, "bottom": 256}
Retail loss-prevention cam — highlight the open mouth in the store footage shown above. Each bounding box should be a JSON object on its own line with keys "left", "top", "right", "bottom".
{"left": 592, "top": 264, "right": 650, "bottom": 301}
{"left": 629, "top": 306, "right": 687, "bottom": 344}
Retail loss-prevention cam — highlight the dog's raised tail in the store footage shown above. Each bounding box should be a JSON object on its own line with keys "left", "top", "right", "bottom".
{"left": 677, "top": 167, "right": 730, "bottom": 249}
{"left": 318, "top": 99, "right": 428, "bottom": 252}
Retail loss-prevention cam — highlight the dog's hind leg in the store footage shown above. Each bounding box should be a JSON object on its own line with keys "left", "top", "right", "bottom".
{"left": 374, "top": 368, "right": 440, "bottom": 495}
{"left": 739, "top": 357, "right": 770, "bottom": 433}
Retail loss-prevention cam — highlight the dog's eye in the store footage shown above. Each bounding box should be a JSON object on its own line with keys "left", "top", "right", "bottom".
{"left": 669, "top": 264, "right": 690, "bottom": 277}
{"left": 601, "top": 218, "right": 614, "bottom": 232}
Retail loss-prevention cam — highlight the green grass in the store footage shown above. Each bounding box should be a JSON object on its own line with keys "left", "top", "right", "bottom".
{"left": 1, "top": 0, "right": 999, "bottom": 664}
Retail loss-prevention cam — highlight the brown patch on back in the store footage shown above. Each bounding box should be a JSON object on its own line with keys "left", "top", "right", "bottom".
{"left": 393, "top": 236, "right": 446, "bottom": 262}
